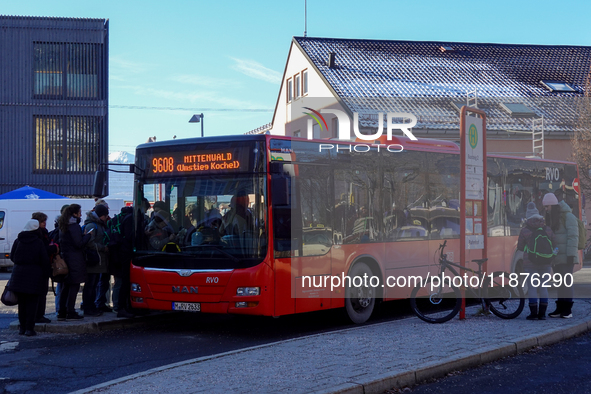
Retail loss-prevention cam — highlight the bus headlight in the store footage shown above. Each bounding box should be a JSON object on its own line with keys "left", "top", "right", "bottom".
{"left": 236, "top": 287, "right": 260, "bottom": 296}
{"left": 235, "top": 301, "right": 259, "bottom": 308}
{"left": 131, "top": 283, "right": 142, "bottom": 292}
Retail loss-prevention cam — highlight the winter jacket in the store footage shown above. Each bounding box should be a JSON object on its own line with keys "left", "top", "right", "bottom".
{"left": 7, "top": 230, "right": 51, "bottom": 295}
{"left": 39, "top": 227, "right": 59, "bottom": 258}
{"left": 517, "top": 217, "right": 555, "bottom": 268}
{"left": 59, "top": 220, "right": 91, "bottom": 284}
{"left": 83, "top": 211, "right": 109, "bottom": 275}
{"left": 553, "top": 200, "right": 580, "bottom": 265}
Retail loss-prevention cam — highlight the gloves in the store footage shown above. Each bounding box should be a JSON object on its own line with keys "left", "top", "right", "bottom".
{"left": 567, "top": 256, "right": 574, "bottom": 265}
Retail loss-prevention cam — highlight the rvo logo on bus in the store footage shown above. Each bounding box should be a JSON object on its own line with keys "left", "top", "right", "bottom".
{"left": 303, "top": 108, "right": 418, "bottom": 153}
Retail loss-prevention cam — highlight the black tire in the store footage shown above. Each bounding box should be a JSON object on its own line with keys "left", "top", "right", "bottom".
{"left": 487, "top": 271, "right": 525, "bottom": 319}
{"left": 345, "top": 262, "right": 377, "bottom": 324}
{"left": 410, "top": 276, "right": 462, "bottom": 324}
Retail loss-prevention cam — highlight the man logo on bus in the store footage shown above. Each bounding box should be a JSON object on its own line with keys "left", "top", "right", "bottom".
{"left": 303, "top": 108, "right": 418, "bottom": 153}
{"left": 469, "top": 124, "right": 478, "bottom": 149}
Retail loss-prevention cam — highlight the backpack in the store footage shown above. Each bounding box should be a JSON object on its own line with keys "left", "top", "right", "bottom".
{"left": 562, "top": 212, "right": 587, "bottom": 250}
{"left": 525, "top": 227, "right": 555, "bottom": 265}
{"left": 105, "top": 207, "right": 133, "bottom": 265}
{"left": 48, "top": 227, "right": 60, "bottom": 244}
{"left": 82, "top": 223, "right": 101, "bottom": 267}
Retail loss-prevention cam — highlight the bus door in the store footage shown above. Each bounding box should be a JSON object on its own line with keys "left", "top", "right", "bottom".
{"left": 271, "top": 161, "right": 334, "bottom": 315}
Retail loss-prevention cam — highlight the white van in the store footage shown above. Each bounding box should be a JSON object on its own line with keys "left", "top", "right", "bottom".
{"left": 0, "top": 198, "right": 124, "bottom": 270}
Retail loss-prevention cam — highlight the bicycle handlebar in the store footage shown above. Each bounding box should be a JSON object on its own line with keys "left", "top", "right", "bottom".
{"left": 439, "top": 240, "right": 447, "bottom": 260}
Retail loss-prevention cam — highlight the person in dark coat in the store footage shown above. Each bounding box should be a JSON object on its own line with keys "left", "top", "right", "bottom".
{"left": 57, "top": 204, "right": 91, "bottom": 320}
{"left": 31, "top": 212, "right": 59, "bottom": 324}
{"left": 82, "top": 204, "right": 109, "bottom": 317}
{"left": 8, "top": 219, "right": 51, "bottom": 336}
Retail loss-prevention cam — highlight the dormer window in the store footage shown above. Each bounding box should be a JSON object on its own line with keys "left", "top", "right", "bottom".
{"left": 540, "top": 80, "right": 576, "bottom": 92}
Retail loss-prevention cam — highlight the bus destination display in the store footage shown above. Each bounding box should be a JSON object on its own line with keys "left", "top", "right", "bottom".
{"left": 151, "top": 151, "right": 241, "bottom": 176}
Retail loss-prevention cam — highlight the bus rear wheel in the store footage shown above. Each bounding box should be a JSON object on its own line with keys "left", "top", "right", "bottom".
{"left": 345, "top": 262, "right": 376, "bottom": 324}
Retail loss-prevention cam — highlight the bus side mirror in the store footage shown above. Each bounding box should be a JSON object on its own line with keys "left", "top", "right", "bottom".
{"left": 93, "top": 170, "right": 107, "bottom": 198}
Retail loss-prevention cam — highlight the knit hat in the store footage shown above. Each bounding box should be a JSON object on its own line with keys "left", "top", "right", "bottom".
{"left": 542, "top": 193, "right": 559, "bottom": 206}
{"left": 95, "top": 204, "right": 109, "bottom": 218}
{"left": 23, "top": 219, "right": 39, "bottom": 232}
{"left": 525, "top": 202, "right": 543, "bottom": 220}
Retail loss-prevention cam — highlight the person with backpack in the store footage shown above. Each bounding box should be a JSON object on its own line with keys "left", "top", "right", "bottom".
{"left": 517, "top": 202, "right": 556, "bottom": 320}
{"left": 57, "top": 204, "right": 91, "bottom": 321}
{"left": 543, "top": 192, "right": 579, "bottom": 318}
{"left": 82, "top": 204, "right": 110, "bottom": 317}
{"left": 107, "top": 206, "right": 135, "bottom": 318}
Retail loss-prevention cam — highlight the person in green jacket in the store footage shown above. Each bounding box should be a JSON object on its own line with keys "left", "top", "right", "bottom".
{"left": 542, "top": 192, "right": 579, "bottom": 318}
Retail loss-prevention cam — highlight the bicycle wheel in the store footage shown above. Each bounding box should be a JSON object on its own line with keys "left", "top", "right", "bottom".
{"left": 486, "top": 271, "right": 525, "bottom": 319}
{"left": 410, "top": 276, "right": 462, "bottom": 324}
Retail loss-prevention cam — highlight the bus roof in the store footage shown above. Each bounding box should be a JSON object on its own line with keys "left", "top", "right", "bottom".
{"left": 136, "top": 134, "right": 267, "bottom": 151}
{"left": 136, "top": 134, "right": 576, "bottom": 165}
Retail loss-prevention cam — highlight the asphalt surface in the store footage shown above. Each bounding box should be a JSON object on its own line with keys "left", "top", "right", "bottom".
{"left": 409, "top": 330, "right": 591, "bottom": 394}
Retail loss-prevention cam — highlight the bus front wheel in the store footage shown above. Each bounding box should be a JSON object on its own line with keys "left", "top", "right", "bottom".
{"left": 345, "top": 262, "right": 376, "bottom": 324}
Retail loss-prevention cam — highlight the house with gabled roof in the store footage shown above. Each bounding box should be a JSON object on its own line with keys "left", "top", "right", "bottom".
{"left": 270, "top": 36, "right": 591, "bottom": 161}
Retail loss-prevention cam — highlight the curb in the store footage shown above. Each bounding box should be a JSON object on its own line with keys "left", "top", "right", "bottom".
{"left": 72, "top": 316, "right": 591, "bottom": 394}
{"left": 8, "top": 312, "right": 179, "bottom": 334}
{"left": 313, "top": 319, "right": 591, "bottom": 394}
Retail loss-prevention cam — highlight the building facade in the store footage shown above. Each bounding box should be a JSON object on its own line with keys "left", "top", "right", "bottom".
{"left": 0, "top": 16, "right": 109, "bottom": 196}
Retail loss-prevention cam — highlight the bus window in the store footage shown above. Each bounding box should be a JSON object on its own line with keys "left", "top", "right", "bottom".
{"left": 487, "top": 158, "right": 506, "bottom": 236}
{"left": 382, "top": 150, "right": 428, "bottom": 241}
{"left": 427, "top": 153, "right": 460, "bottom": 239}
{"left": 0, "top": 211, "right": 4, "bottom": 229}
{"left": 137, "top": 174, "right": 267, "bottom": 263}
{"left": 297, "top": 165, "right": 332, "bottom": 256}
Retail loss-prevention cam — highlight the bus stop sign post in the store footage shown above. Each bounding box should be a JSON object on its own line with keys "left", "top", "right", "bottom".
{"left": 459, "top": 107, "right": 487, "bottom": 320}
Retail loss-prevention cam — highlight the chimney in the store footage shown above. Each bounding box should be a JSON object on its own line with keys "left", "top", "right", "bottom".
{"left": 328, "top": 52, "right": 336, "bottom": 68}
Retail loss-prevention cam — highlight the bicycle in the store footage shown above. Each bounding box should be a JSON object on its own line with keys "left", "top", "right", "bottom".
{"left": 410, "top": 240, "right": 525, "bottom": 324}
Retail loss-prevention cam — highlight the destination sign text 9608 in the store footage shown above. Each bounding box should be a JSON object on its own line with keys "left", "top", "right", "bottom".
{"left": 151, "top": 152, "right": 241, "bottom": 175}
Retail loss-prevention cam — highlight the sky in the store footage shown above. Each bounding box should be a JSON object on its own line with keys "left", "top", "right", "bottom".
{"left": 2, "top": 0, "right": 591, "bottom": 155}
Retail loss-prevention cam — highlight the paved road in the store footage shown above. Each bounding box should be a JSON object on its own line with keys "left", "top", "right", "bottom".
{"left": 408, "top": 329, "right": 591, "bottom": 394}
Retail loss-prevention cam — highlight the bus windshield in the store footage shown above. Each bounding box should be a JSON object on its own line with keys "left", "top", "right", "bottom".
{"left": 135, "top": 173, "right": 267, "bottom": 268}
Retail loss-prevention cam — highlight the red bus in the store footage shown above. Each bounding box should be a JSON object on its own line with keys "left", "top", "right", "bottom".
{"left": 121, "top": 134, "right": 581, "bottom": 323}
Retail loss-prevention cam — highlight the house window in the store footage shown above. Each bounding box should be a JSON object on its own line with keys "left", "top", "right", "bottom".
{"left": 302, "top": 70, "right": 308, "bottom": 95}
{"left": 331, "top": 117, "right": 339, "bottom": 138}
{"left": 34, "top": 42, "right": 101, "bottom": 99}
{"left": 35, "top": 115, "right": 101, "bottom": 173}
{"left": 313, "top": 123, "right": 320, "bottom": 139}
{"left": 286, "top": 78, "right": 293, "bottom": 102}
{"left": 540, "top": 80, "right": 576, "bottom": 92}
{"left": 293, "top": 130, "right": 301, "bottom": 138}
{"left": 295, "top": 74, "right": 301, "bottom": 99}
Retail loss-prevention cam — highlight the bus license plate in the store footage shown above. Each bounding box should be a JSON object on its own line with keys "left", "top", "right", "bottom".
{"left": 172, "top": 302, "right": 201, "bottom": 312}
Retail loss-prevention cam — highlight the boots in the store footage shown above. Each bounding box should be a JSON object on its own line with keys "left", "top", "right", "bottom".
{"left": 561, "top": 302, "right": 573, "bottom": 319}
{"left": 526, "top": 303, "right": 538, "bottom": 320}
{"left": 538, "top": 303, "right": 548, "bottom": 320}
{"left": 548, "top": 301, "right": 562, "bottom": 318}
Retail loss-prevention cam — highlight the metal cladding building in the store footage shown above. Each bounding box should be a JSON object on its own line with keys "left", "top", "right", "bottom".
{"left": 0, "top": 15, "right": 108, "bottom": 197}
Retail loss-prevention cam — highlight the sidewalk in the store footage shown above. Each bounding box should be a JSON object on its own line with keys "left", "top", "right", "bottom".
{"left": 8, "top": 309, "right": 172, "bottom": 334}
{"left": 74, "top": 300, "right": 591, "bottom": 394}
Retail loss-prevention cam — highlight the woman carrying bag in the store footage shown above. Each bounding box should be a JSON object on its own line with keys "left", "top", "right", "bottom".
{"left": 7, "top": 219, "right": 51, "bottom": 336}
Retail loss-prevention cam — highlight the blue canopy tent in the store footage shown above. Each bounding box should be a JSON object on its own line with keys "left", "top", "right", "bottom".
{"left": 0, "top": 186, "right": 68, "bottom": 200}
